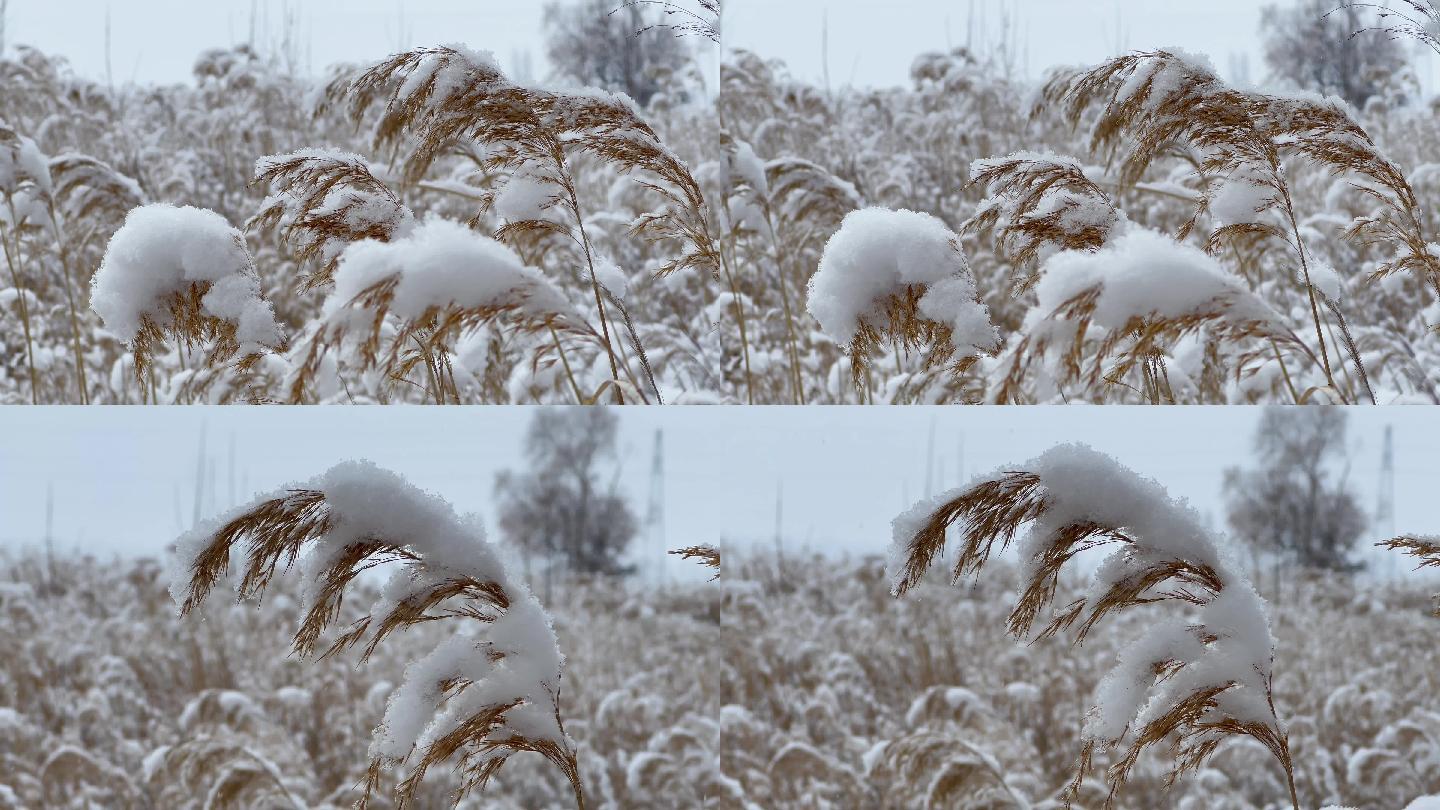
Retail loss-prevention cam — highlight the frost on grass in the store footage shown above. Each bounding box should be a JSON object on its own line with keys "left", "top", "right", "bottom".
{"left": 167, "top": 460, "right": 579, "bottom": 808}
{"left": 91, "top": 204, "right": 284, "bottom": 375}
{"left": 890, "top": 443, "right": 1293, "bottom": 807}
{"left": 808, "top": 207, "right": 998, "bottom": 388}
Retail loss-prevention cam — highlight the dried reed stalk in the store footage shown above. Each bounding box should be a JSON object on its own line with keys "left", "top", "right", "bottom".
{"left": 620, "top": 1, "right": 720, "bottom": 43}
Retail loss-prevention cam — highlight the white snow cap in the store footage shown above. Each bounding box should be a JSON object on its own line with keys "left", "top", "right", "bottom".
{"left": 1032, "top": 226, "right": 1279, "bottom": 330}
{"left": 1209, "top": 166, "right": 1274, "bottom": 228}
{"left": 494, "top": 167, "right": 561, "bottom": 223}
{"left": 92, "top": 204, "right": 284, "bottom": 352}
{"left": 328, "top": 216, "right": 570, "bottom": 321}
{"left": 808, "top": 207, "right": 998, "bottom": 357}
{"left": 1114, "top": 47, "right": 1219, "bottom": 112}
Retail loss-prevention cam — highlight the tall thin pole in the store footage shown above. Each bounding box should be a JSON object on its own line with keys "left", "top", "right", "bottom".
{"left": 924, "top": 417, "right": 937, "bottom": 498}
{"left": 44, "top": 482, "right": 54, "bottom": 589}
{"left": 227, "top": 433, "right": 237, "bottom": 509}
{"left": 1377, "top": 424, "right": 1396, "bottom": 577}
{"left": 774, "top": 479, "right": 784, "bottom": 558}
{"left": 957, "top": 431, "right": 966, "bottom": 487}
{"left": 645, "top": 429, "right": 666, "bottom": 584}
{"left": 192, "top": 422, "right": 207, "bottom": 528}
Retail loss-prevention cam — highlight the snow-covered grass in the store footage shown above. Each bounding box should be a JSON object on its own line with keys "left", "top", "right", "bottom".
{"left": 722, "top": 549, "right": 1440, "bottom": 809}
{"left": 0, "top": 39, "right": 719, "bottom": 404}
{"left": 0, "top": 547, "right": 719, "bottom": 809}
{"left": 721, "top": 42, "right": 1440, "bottom": 403}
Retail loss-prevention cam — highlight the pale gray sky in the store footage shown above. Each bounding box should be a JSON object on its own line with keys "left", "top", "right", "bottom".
{"left": 0, "top": 407, "right": 1435, "bottom": 584}
{"left": 724, "top": 0, "right": 1440, "bottom": 93}
{"left": 0, "top": 0, "right": 551, "bottom": 85}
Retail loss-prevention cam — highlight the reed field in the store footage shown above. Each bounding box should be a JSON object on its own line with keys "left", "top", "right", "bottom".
{"left": 721, "top": 1, "right": 1440, "bottom": 404}
{"left": 2, "top": 1, "right": 1438, "bottom": 403}
{"left": 721, "top": 551, "right": 1440, "bottom": 809}
{"left": 0, "top": 547, "right": 720, "bottom": 809}
{"left": 3, "top": 0, "right": 1440, "bottom": 807}
{"left": 0, "top": 3, "right": 723, "bottom": 405}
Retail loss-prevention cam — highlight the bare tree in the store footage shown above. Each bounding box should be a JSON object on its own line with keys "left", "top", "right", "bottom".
{"left": 1260, "top": 0, "right": 1410, "bottom": 109}
{"left": 541, "top": 0, "right": 691, "bottom": 107}
{"left": 495, "top": 408, "right": 638, "bottom": 586}
{"left": 1224, "top": 407, "right": 1367, "bottom": 576}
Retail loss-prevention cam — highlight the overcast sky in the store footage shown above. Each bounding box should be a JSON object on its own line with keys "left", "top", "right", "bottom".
{"left": 1, "top": 407, "right": 1435, "bottom": 585}
{"left": 724, "top": 0, "right": 1439, "bottom": 93}
{"left": 4, "top": 1, "right": 1431, "bottom": 94}
{"left": 0, "top": 0, "right": 552, "bottom": 85}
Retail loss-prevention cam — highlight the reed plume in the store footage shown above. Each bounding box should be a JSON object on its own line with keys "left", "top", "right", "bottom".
{"left": 808, "top": 207, "right": 999, "bottom": 401}
{"left": 1041, "top": 49, "right": 1440, "bottom": 401}
{"left": 90, "top": 204, "right": 286, "bottom": 402}
{"left": 169, "top": 460, "right": 584, "bottom": 810}
{"left": 1378, "top": 535, "right": 1440, "bottom": 615}
{"left": 292, "top": 45, "right": 710, "bottom": 401}
{"left": 670, "top": 545, "right": 720, "bottom": 580}
{"left": 966, "top": 151, "right": 1122, "bottom": 289}
{"left": 251, "top": 148, "right": 412, "bottom": 291}
{"left": 890, "top": 443, "right": 1298, "bottom": 809}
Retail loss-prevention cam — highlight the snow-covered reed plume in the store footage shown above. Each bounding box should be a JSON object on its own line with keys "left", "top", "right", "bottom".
{"left": 91, "top": 203, "right": 285, "bottom": 400}
{"left": 286, "top": 209, "right": 580, "bottom": 406}
{"left": 251, "top": 149, "right": 414, "bottom": 292}
{"left": 966, "top": 150, "right": 1329, "bottom": 404}
{"left": 1006, "top": 224, "right": 1308, "bottom": 404}
{"left": 807, "top": 207, "right": 999, "bottom": 399}
{"left": 890, "top": 444, "right": 1297, "bottom": 809}
{"left": 306, "top": 44, "right": 716, "bottom": 402}
{"left": 670, "top": 545, "right": 720, "bottom": 580}
{"left": 1040, "top": 49, "right": 1440, "bottom": 403}
{"left": 1378, "top": 535, "right": 1440, "bottom": 615}
{"left": 168, "top": 460, "right": 583, "bottom": 810}
{"left": 966, "top": 151, "right": 1124, "bottom": 280}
